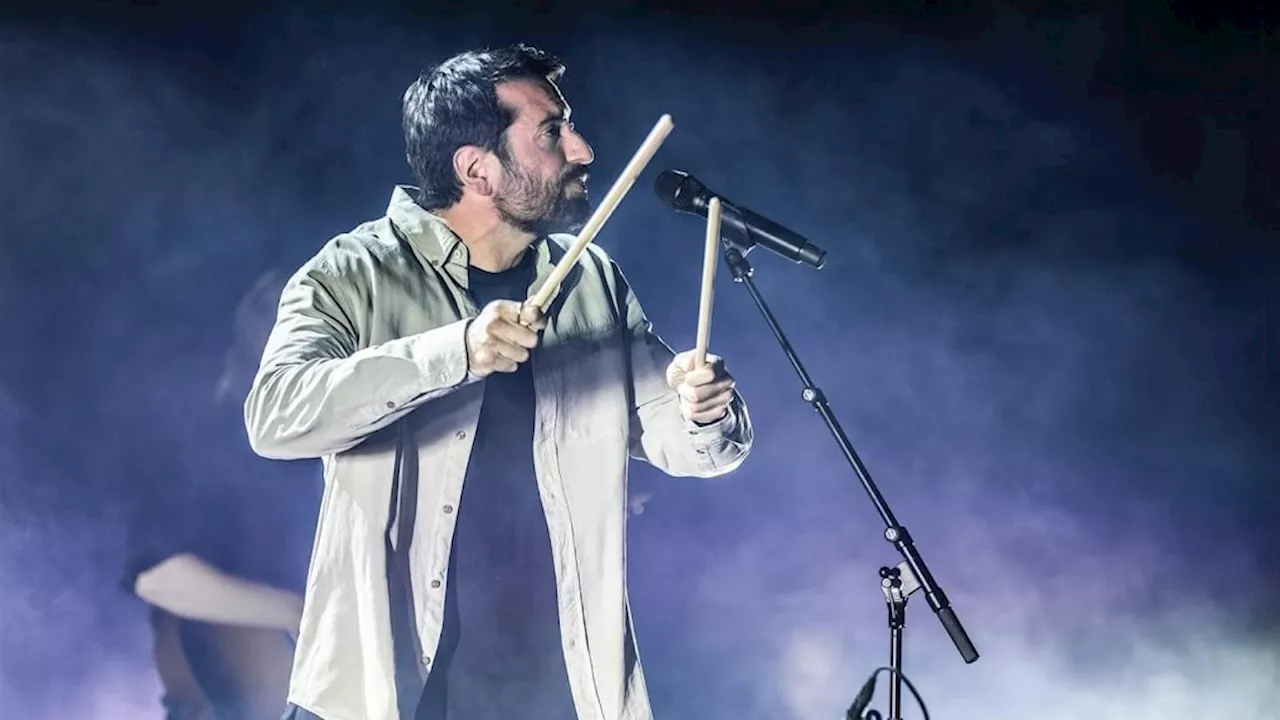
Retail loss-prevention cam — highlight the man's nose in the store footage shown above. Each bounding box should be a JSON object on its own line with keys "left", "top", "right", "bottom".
{"left": 563, "top": 126, "right": 594, "bottom": 166}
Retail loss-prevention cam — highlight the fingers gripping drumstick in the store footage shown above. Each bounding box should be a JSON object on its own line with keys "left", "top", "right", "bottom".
{"left": 527, "top": 114, "right": 676, "bottom": 312}
{"left": 693, "top": 197, "right": 722, "bottom": 368}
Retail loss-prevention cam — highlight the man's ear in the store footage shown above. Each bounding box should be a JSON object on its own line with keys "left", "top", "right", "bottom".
{"left": 452, "top": 145, "right": 497, "bottom": 198}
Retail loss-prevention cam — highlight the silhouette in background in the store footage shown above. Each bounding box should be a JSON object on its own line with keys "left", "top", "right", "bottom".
{"left": 124, "top": 552, "right": 301, "bottom": 720}
{"left": 123, "top": 268, "right": 317, "bottom": 720}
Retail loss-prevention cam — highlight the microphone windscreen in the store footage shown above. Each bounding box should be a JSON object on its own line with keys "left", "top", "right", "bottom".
{"left": 653, "top": 169, "right": 698, "bottom": 212}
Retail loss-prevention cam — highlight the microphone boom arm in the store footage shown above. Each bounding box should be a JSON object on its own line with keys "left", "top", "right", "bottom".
{"left": 716, "top": 212, "right": 978, "bottom": 717}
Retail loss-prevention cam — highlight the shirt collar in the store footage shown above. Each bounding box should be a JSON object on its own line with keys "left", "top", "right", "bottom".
{"left": 385, "top": 185, "right": 561, "bottom": 303}
{"left": 386, "top": 185, "right": 467, "bottom": 267}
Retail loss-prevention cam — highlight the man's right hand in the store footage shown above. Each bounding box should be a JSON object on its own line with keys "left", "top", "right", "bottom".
{"left": 465, "top": 300, "right": 547, "bottom": 377}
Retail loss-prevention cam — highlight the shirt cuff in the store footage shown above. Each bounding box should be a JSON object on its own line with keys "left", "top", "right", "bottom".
{"left": 407, "top": 318, "right": 472, "bottom": 392}
{"left": 682, "top": 404, "right": 737, "bottom": 440}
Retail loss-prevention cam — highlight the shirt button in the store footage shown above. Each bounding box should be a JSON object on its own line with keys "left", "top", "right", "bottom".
{"left": 443, "top": 505, "right": 454, "bottom": 514}
{"left": 454, "top": 430, "right": 467, "bottom": 440}
{"left": 423, "top": 656, "right": 431, "bottom": 666}
{"left": 385, "top": 401, "right": 396, "bottom": 409}
{"left": 431, "top": 579, "right": 441, "bottom": 589}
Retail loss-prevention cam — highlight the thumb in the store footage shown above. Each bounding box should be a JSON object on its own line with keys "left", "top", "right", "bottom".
{"left": 518, "top": 302, "right": 547, "bottom": 330}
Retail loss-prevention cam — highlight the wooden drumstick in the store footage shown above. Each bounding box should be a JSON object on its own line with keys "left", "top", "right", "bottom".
{"left": 693, "top": 197, "right": 722, "bottom": 368}
{"left": 528, "top": 114, "right": 675, "bottom": 311}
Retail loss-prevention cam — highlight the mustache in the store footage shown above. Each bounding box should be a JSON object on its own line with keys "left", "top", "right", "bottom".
{"left": 561, "top": 166, "right": 589, "bottom": 185}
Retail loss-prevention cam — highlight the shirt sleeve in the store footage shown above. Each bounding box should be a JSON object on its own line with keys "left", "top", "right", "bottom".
{"left": 243, "top": 238, "right": 475, "bottom": 460}
{"left": 611, "top": 259, "right": 753, "bottom": 477}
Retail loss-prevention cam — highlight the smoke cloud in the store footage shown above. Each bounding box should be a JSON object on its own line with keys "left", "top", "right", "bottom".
{"left": 1, "top": 5, "right": 1275, "bottom": 718}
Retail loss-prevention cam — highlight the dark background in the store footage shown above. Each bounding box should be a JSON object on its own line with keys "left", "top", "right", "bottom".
{"left": 1, "top": 1, "right": 1277, "bottom": 717}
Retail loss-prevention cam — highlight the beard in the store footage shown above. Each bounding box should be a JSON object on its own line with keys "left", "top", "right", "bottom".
{"left": 493, "top": 160, "right": 592, "bottom": 238}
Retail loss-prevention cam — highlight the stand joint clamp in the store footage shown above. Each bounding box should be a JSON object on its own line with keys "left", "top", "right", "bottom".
{"left": 801, "top": 386, "right": 826, "bottom": 405}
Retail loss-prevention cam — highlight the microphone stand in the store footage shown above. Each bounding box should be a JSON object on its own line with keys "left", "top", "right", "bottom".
{"left": 717, "top": 221, "right": 980, "bottom": 719}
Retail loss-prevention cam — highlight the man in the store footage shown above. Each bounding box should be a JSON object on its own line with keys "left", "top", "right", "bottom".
{"left": 245, "top": 44, "right": 753, "bottom": 720}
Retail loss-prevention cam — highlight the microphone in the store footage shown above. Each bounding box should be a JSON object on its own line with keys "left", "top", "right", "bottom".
{"left": 653, "top": 169, "right": 826, "bottom": 269}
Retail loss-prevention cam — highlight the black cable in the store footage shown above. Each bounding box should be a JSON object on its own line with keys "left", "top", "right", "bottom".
{"left": 844, "top": 666, "right": 932, "bottom": 720}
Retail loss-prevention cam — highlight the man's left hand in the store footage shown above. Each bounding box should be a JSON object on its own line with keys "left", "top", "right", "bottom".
{"left": 666, "top": 351, "right": 736, "bottom": 425}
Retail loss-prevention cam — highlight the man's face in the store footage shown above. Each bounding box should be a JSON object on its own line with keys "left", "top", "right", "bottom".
{"left": 491, "top": 78, "right": 595, "bottom": 237}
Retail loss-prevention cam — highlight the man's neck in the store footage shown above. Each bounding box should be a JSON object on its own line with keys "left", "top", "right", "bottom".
{"left": 435, "top": 207, "right": 536, "bottom": 272}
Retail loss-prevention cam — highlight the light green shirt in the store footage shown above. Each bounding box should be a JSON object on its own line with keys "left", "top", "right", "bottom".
{"left": 245, "top": 186, "right": 753, "bottom": 720}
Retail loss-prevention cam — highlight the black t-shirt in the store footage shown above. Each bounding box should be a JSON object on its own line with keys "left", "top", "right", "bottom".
{"left": 417, "top": 250, "right": 575, "bottom": 719}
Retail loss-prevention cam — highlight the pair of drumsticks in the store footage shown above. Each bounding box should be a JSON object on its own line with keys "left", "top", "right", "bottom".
{"left": 527, "top": 114, "right": 721, "bottom": 367}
